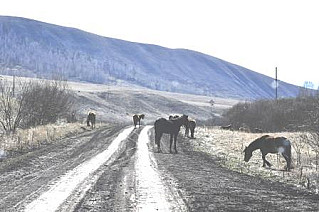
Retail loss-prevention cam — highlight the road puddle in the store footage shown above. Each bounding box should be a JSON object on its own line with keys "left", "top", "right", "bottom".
{"left": 135, "top": 126, "right": 186, "bottom": 211}
{"left": 24, "top": 127, "right": 134, "bottom": 212}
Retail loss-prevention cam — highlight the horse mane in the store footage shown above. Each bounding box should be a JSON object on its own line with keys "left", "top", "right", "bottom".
{"left": 248, "top": 135, "right": 271, "bottom": 149}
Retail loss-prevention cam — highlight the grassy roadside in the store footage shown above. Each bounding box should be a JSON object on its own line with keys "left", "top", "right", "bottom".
{"left": 190, "top": 127, "right": 319, "bottom": 194}
{"left": 0, "top": 122, "right": 105, "bottom": 159}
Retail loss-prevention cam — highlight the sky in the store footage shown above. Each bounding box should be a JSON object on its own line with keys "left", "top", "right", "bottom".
{"left": 1, "top": 0, "right": 318, "bottom": 88}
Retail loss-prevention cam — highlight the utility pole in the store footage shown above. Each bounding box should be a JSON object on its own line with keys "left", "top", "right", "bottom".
{"left": 275, "top": 67, "right": 278, "bottom": 100}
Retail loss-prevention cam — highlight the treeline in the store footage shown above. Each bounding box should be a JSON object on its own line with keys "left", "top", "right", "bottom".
{"left": 0, "top": 78, "right": 75, "bottom": 134}
{"left": 224, "top": 95, "right": 319, "bottom": 132}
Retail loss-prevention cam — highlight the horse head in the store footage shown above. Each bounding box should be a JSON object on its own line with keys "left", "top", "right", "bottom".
{"left": 181, "top": 114, "right": 189, "bottom": 125}
{"left": 243, "top": 146, "right": 252, "bottom": 162}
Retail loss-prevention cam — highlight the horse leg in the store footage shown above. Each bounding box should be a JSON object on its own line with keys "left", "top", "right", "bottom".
{"left": 155, "top": 132, "right": 162, "bottom": 153}
{"left": 174, "top": 134, "right": 178, "bottom": 153}
{"left": 282, "top": 147, "right": 292, "bottom": 171}
{"left": 191, "top": 128, "right": 194, "bottom": 138}
{"left": 282, "top": 154, "right": 291, "bottom": 171}
{"left": 262, "top": 154, "right": 272, "bottom": 167}
{"left": 169, "top": 134, "right": 173, "bottom": 153}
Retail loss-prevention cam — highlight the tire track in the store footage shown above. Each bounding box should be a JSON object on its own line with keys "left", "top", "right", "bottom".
{"left": 22, "top": 126, "right": 134, "bottom": 212}
{"left": 134, "top": 126, "right": 187, "bottom": 211}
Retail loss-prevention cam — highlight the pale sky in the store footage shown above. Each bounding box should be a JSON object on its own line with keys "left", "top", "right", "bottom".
{"left": 1, "top": 0, "right": 318, "bottom": 88}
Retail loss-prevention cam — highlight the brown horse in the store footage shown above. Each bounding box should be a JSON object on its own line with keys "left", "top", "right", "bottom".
{"left": 133, "top": 114, "right": 145, "bottom": 128}
{"left": 154, "top": 114, "right": 188, "bottom": 153}
{"left": 185, "top": 118, "right": 196, "bottom": 138}
{"left": 244, "top": 135, "right": 292, "bottom": 171}
{"left": 87, "top": 112, "right": 96, "bottom": 129}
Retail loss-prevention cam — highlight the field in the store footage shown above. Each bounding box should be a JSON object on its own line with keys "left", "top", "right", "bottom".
{"left": 191, "top": 127, "right": 319, "bottom": 194}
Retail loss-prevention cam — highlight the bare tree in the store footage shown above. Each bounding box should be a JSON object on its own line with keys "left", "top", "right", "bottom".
{"left": 0, "top": 79, "right": 29, "bottom": 133}
{"left": 0, "top": 78, "right": 74, "bottom": 133}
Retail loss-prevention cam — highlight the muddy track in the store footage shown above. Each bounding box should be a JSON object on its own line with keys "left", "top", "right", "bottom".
{"left": 1, "top": 125, "right": 319, "bottom": 211}
{"left": 0, "top": 124, "right": 125, "bottom": 211}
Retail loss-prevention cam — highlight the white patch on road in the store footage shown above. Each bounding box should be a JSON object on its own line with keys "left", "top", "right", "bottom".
{"left": 135, "top": 126, "right": 186, "bottom": 211}
{"left": 24, "top": 126, "right": 134, "bottom": 212}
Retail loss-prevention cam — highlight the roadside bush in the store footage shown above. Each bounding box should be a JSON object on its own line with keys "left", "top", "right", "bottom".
{"left": 0, "top": 78, "right": 74, "bottom": 133}
{"left": 224, "top": 95, "right": 319, "bottom": 132}
{"left": 20, "top": 80, "right": 75, "bottom": 128}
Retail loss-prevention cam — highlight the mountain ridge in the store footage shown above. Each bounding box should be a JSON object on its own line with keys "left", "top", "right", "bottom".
{"left": 0, "top": 16, "right": 300, "bottom": 99}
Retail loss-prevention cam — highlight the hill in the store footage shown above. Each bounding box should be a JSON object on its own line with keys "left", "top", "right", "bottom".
{"left": 0, "top": 16, "right": 300, "bottom": 99}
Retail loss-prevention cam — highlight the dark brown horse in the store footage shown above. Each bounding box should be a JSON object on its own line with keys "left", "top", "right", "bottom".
{"left": 87, "top": 112, "right": 96, "bottom": 129}
{"left": 154, "top": 114, "right": 188, "bottom": 153}
{"left": 185, "top": 118, "right": 196, "bottom": 138}
{"left": 133, "top": 114, "right": 145, "bottom": 128}
{"left": 244, "top": 135, "right": 292, "bottom": 171}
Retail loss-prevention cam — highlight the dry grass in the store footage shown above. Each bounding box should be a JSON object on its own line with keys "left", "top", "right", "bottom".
{"left": 191, "top": 127, "right": 319, "bottom": 194}
{"left": 0, "top": 121, "right": 105, "bottom": 157}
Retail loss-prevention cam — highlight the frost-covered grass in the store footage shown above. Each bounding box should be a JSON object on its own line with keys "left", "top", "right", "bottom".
{"left": 191, "top": 127, "right": 319, "bottom": 194}
{"left": 0, "top": 121, "right": 105, "bottom": 158}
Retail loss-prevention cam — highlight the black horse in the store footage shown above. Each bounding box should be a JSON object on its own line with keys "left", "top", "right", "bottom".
{"left": 185, "top": 118, "right": 196, "bottom": 138}
{"left": 133, "top": 114, "right": 145, "bottom": 128}
{"left": 87, "top": 112, "right": 96, "bottom": 129}
{"left": 244, "top": 135, "right": 292, "bottom": 171}
{"left": 154, "top": 114, "right": 188, "bottom": 153}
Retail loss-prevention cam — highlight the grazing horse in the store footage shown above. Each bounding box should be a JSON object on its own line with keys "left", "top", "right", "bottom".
{"left": 87, "top": 112, "right": 96, "bottom": 129}
{"left": 244, "top": 135, "right": 292, "bottom": 171}
{"left": 154, "top": 114, "right": 188, "bottom": 153}
{"left": 185, "top": 118, "right": 196, "bottom": 138}
{"left": 133, "top": 114, "right": 145, "bottom": 128}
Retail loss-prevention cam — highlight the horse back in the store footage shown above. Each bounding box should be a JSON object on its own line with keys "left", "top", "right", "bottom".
{"left": 263, "top": 136, "right": 290, "bottom": 153}
{"left": 154, "top": 118, "right": 179, "bottom": 134}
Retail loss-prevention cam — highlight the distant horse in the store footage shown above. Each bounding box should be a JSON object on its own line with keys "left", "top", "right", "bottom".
{"left": 244, "top": 135, "right": 292, "bottom": 171}
{"left": 87, "top": 112, "right": 96, "bottom": 129}
{"left": 133, "top": 114, "right": 145, "bottom": 128}
{"left": 221, "top": 124, "right": 232, "bottom": 130}
{"left": 185, "top": 118, "right": 196, "bottom": 138}
{"left": 154, "top": 114, "right": 188, "bottom": 153}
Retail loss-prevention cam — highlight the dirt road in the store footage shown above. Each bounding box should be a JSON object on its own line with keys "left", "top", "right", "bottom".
{"left": 0, "top": 125, "right": 318, "bottom": 211}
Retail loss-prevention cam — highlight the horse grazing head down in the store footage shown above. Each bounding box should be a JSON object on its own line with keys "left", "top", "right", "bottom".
{"left": 244, "top": 135, "right": 292, "bottom": 171}
{"left": 243, "top": 147, "right": 253, "bottom": 162}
